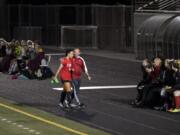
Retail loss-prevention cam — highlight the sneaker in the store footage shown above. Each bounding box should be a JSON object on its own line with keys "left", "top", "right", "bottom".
{"left": 133, "top": 101, "right": 144, "bottom": 108}
{"left": 64, "top": 100, "right": 70, "bottom": 108}
{"left": 154, "top": 106, "right": 166, "bottom": 111}
{"left": 168, "top": 108, "right": 174, "bottom": 112}
{"left": 70, "top": 103, "right": 78, "bottom": 108}
{"left": 154, "top": 106, "right": 161, "bottom": 111}
{"left": 64, "top": 103, "right": 70, "bottom": 108}
{"left": 64, "top": 99, "right": 68, "bottom": 104}
{"left": 168, "top": 108, "right": 180, "bottom": 113}
{"left": 78, "top": 103, "right": 86, "bottom": 108}
{"left": 130, "top": 100, "right": 138, "bottom": 106}
{"left": 58, "top": 103, "right": 64, "bottom": 108}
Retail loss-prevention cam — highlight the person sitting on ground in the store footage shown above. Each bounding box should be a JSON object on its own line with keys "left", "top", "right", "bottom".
{"left": 0, "top": 38, "right": 8, "bottom": 72}
{"left": 38, "top": 55, "right": 54, "bottom": 80}
{"left": 0, "top": 38, "right": 54, "bottom": 81}
{"left": 0, "top": 38, "right": 7, "bottom": 57}
{"left": 1, "top": 41, "right": 13, "bottom": 73}
{"left": 26, "top": 40, "right": 36, "bottom": 60}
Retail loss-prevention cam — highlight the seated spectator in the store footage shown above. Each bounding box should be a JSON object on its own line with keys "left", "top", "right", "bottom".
{"left": 131, "top": 59, "right": 153, "bottom": 105}
{"left": 1, "top": 42, "right": 13, "bottom": 73}
{"left": 156, "top": 59, "right": 176, "bottom": 111}
{"left": 27, "top": 46, "right": 45, "bottom": 73}
{"left": 8, "top": 58, "right": 18, "bottom": 75}
{"left": 0, "top": 38, "right": 54, "bottom": 81}
{"left": 33, "top": 47, "right": 53, "bottom": 80}
{"left": 39, "top": 56, "right": 54, "bottom": 79}
{"left": 133, "top": 58, "right": 180, "bottom": 112}
{"left": 0, "top": 38, "right": 8, "bottom": 71}
{"left": 134, "top": 58, "right": 163, "bottom": 107}
{"left": 0, "top": 38, "right": 7, "bottom": 57}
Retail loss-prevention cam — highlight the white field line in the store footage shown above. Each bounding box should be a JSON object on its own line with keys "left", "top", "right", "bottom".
{"left": 52, "top": 85, "right": 137, "bottom": 91}
{"left": 0, "top": 116, "right": 41, "bottom": 135}
{"left": 45, "top": 53, "right": 64, "bottom": 56}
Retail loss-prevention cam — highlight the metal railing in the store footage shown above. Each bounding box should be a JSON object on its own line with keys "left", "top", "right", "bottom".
{"left": 135, "top": 0, "right": 180, "bottom": 10}
{"left": 159, "top": 0, "right": 177, "bottom": 10}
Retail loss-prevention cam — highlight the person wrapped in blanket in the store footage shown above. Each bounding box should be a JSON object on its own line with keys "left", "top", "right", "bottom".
{"left": 132, "top": 58, "right": 180, "bottom": 112}
{"left": 131, "top": 57, "right": 163, "bottom": 108}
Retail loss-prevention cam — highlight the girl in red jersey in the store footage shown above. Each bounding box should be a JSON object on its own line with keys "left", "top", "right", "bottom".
{"left": 54, "top": 49, "right": 74, "bottom": 108}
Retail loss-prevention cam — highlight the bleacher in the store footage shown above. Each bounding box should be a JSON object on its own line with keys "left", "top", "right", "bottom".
{"left": 135, "top": 0, "right": 179, "bottom": 11}
{"left": 135, "top": 0, "right": 159, "bottom": 10}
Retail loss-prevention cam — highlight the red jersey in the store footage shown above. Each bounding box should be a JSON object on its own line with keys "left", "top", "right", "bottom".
{"left": 72, "top": 56, "right": 88, "bottom": 79}
{"left": 59, "top": 57, "right": 73, "bottom": 81}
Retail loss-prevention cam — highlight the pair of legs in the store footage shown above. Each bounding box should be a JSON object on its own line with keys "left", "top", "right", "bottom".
{"left": 131, "top": 81, "right": 146, "bottom": 106}
{"left": 135, "top": 81, "right": 146, "bottom": 102}
{"left": 135, "top": 83, "right": 162, "bottom": 107}
{"left": 71, "top": 79, "right": 81, "bottom": 105}
{"left": 59, "top": 81, "right": 73, "bottom": 107}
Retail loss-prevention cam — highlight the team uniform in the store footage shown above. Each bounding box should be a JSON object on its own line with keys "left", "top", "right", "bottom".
{"left": 71, "top": 56, "right": 88, "bottom": 106}
{"left": 59, "top": 57, "right": 73, "bottom": 107}
{"left": 72, "top": 56, "right": 88, "bottom": 79}
{"left": 59, "top": 57, "right": 73, "bottom": 82}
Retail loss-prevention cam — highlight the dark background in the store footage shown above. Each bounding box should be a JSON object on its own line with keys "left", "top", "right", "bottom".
{"left": 6, "top": 0, "right": 132, "bottom": 5}
{"left": 2, "top": 0, "right": 180, "bottom": 58}
{"left": 0, "top": 0, "right": 133, "bottom": 52}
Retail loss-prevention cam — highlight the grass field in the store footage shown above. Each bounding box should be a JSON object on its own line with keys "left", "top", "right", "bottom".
{"left": 0, "top": 97, "right": 110, "bottom": 135}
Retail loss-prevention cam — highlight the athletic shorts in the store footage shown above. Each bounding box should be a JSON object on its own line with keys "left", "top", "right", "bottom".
{"left": 61, "top": 80, "right": 72, "bottom": 84}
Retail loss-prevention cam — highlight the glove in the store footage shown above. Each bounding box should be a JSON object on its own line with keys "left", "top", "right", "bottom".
{"left": 51, "top": 77, "right": 59, "bottom": 84}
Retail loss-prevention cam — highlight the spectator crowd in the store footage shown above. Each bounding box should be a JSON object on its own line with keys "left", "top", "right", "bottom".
{"left": 132, "top": 57, "right": 180, "bottom": 112}
{"left": 0, "top": 38, "right": 53, "bottom": 80}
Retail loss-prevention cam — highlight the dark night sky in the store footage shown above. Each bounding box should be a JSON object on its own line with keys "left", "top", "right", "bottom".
{"left": 6, "top": 0, "right": 132, "bottom": 5}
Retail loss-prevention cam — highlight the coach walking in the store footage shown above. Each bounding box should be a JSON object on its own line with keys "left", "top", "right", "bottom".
{"left": 71, "top": 48, "right": 91, "bottom": 108}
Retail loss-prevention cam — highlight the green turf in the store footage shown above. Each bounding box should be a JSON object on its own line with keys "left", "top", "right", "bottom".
{"left": 0, "top": 97, "right": 111, "bottom": 135}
